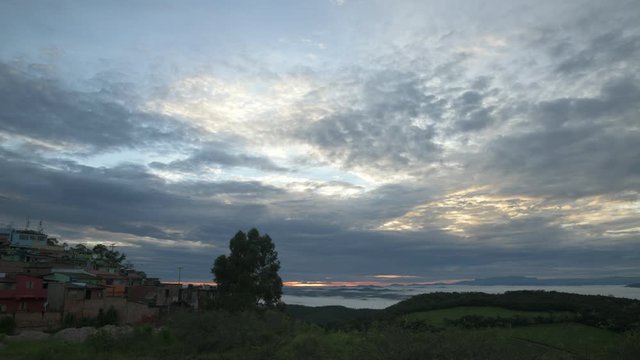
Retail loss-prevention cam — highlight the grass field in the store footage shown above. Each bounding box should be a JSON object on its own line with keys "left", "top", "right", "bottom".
{"left": 402, "top": 307, "right": 621, "bottom": 358}
{"left": 1, "top": 304, "right": 636, "bottom": 360}
{"left": 403, "top": 306, "right": 574, "bottom": 326}
{"left": 499, "top": 323, "right": 620, "bottom": 354}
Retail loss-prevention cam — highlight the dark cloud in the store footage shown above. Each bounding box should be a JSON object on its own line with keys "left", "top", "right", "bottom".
{"left": 278, "top": 227, "right": 640, "bottom": 281}
{"left": 535, "top": 77, "right": 640, "bottom": 128}
{"left": 0, "top": 62, "right": 197, "bottom": 153}
{"left": 0, "top": 148, "right": 284, "bottom": 244}
{"left": 174, "top": 180, "right": 285, "bottom": 199}
{"left": 149, "top": 142, "right": 288, "bottom": 173}
{"left": 451, "top": 90, "right": 497, "bottom": 132}
{"left": 554, "top": 30, "right": 640, "bottom": 75}
{"left": 298, "top": 70, "right": 443, "bottom": 171}
{"left": 482, "top": 77, "right": 640, "bottom": 197}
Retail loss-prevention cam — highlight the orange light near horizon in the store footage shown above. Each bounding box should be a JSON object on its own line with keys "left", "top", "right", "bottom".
{"left": 160, "top": 279, "right": 469, "bottom": 288}
{"left": 284, "top": 281, "right": 390, "bottom": 287}
{"left": 283, "top": 279, "right": 467, "bottom": 287}
{"left": 162, "top": 281, "right": 216, "bottom": 286}
{"left": 284, "top": 281, "right": 333, "bottom": 287}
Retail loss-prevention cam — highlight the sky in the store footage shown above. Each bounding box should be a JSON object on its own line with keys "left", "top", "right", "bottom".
{"left": 1, "top": 0, "right": 639, "bottom": 284}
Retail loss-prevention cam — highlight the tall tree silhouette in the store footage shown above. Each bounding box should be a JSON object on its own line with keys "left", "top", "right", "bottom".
{"left": 212, "top": 228, "right": 282, "bottom": 310}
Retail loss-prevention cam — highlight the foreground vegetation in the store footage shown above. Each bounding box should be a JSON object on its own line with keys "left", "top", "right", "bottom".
{"left": 1, "top": 291, "right": 639, "bottom": 359}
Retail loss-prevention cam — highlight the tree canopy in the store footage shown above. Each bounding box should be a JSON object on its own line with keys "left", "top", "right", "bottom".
{"left": 92, "top": 244, "right": 126, "bottom": 268}
{"left": 212, "top": 228, "right": 283, "bottom": 310}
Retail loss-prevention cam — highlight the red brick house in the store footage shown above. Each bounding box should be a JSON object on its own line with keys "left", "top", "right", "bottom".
{"left": 0, "top": 274, "right": 47, "bottom": 313}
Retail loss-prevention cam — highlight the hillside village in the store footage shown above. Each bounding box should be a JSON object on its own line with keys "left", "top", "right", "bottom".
{"left": 0, "top": 224, "right": 214, "bottom": 329}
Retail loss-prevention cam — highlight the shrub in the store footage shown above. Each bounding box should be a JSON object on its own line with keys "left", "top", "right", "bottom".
{"left": 0, "top": 316, "right": 16, "bottom": 334}
{"left": 86, "top": 329, "right": 116, "bottom": 352}
{"left": 96, "top": 306, "right": 119, "bottom": 326}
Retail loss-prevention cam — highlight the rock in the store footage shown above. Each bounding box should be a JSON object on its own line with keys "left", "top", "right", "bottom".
{"left": 98, "top": 324, "right": 133, "bottom": 338}
{"left": 52, "top": 326, "right": 97, "bottom": 343}
{"left": 114, "top": 325, "right": 133, "bottom": 337}
{"left": 5, "top": 330, "right": 49, "bottom": 342}
{"left": 100, "top": 324, "right": 117, "bottom": 335}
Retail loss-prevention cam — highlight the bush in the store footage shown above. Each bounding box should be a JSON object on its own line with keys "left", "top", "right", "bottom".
{"left": 86, "top": 329, "right": 116, "bottom": 352}
{"left": 96, "top": 306, "right": 119, "bottom": 326}
{"left": 609, "top": 330, "right": 640, "bottom": 360}
{"left": 168, "top": 310, "right": 295, "bottom": 358}
{"left": 0, "top": 315, "right": 16, "bottom": 334}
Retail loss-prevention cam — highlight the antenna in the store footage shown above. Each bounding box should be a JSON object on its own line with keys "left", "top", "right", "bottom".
{"left": 38, "top": 220, "right": 44, "bottom": 233}
{"left": 25, "top": 216, "right": 30, "bottom": 230}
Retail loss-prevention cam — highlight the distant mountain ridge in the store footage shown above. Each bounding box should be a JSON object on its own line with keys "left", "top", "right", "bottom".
{"left": 454, "top": 276, "right": 640, "bottom": 286}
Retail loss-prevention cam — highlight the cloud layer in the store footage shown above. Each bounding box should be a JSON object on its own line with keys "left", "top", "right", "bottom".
{"left": 1, "top": 0, "right": 639, "bottom": 282}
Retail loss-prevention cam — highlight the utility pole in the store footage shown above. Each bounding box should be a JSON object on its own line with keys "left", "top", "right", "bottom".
{"left": 177, "top": 266, "right": 184, "bottom": 305}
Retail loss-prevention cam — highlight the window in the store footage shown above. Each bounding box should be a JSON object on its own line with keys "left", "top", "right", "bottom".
{"left": 19, "top": 302, "right": 27, "bottom": 311}
{"left": 26, "top": 280, "right": 33, "bottom": 289}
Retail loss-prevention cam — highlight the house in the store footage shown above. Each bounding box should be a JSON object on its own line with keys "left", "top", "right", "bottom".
{"left": 92, "top": 271, "right": 127, "bottom": 297}
{"left": 180, "top": 284, "right": 215, "bottom": 310}
{"left": 127, "top": 283, "right": 181, "bottom": 308}
{"left": 0, "top": 228, "right": 48, "bottom": 248}
{"left": 122, "top": 269, "right": 145, "bottom": 287}
{"left": 42, "top": 269, "right": 100, "bottom": 286}
{"left": 0, "top": 274, "right": 47, "bottom": 313}
{"left": 46, "top": 282, "right": 105, "bottom": 312}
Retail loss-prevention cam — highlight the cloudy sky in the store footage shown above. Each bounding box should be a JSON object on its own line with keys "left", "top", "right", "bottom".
{"left": 1, "top": 0, "right": 639, "bottom": 284}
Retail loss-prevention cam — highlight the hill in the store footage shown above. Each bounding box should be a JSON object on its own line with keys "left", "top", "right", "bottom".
{"left": 287, "top": 290, "right": 640, "bottom": 332}
{"left": 455, "top": 276, "right": 640, "bottom": 286}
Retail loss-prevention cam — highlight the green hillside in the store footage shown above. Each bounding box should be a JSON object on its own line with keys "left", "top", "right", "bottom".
{"left": 402, "top": 306, "right": 575, "bottom": 326}
{"left": 2, "top": 291, "right": 640, "bottom": 359}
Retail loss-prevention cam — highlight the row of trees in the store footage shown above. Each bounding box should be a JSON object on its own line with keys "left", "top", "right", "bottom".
{"left": 69, "top": 243, "right": 130, "bottom": 270}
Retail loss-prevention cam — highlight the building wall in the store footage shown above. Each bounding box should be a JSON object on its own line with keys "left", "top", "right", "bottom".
{"left": 0, "top": 260, "right": 25, "bottom": 273}
{"left": 47, "top": 283, "right": 66, "bottom": 311}
{"left": 9, "top": 230, "right": 47, "bottom": 248}
{"left": 63, "top": 297, "right": 159, "bottom": 325}
{"left": 104, "top": 285, "right": 126, "bottom": 297}
{"left": 127, "top": 285, "right": 158, "bottom": 304}
{"left": 4, "top": 300, "right": 160, "bottom": 328}
{"left": 0, "top": 275, "right": 47, "bottom": 313}
{"left": 0, "top": 298, "right": 46, "bottom": 313}
{"left": 4, "top": 312, "right": 61, "bottom": 328}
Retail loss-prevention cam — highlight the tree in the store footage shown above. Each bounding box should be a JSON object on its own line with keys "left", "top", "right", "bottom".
{"left": 92, "top": 244, "right": 126, "bottom": 268}
{"left": 212, "top": 228, "right": 283, "bottom": 310}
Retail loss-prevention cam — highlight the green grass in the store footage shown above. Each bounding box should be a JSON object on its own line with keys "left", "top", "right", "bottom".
{"left": 403, "top": 306, "right": 574, "bottom": 326}
{"left": 0, "top": 340, "right": 95, "bottom": 360}
{"left": 402, "top": 307, "right": 619, "bottom": 357}
{"left": 497, "top": 323, "right": 620, "bottom": 356}
{"left": 1, "top": 310, "right": 635, "bottom": 360}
